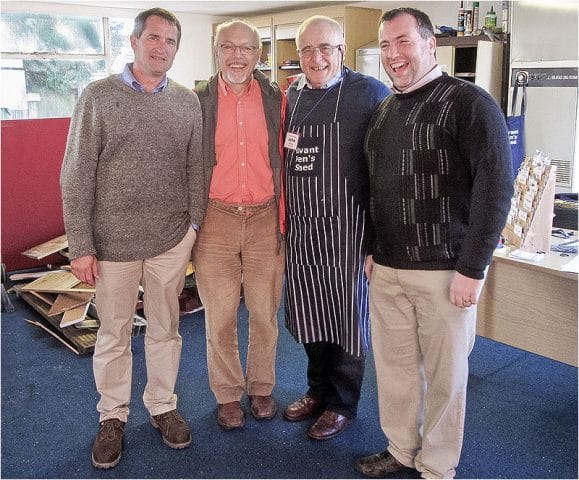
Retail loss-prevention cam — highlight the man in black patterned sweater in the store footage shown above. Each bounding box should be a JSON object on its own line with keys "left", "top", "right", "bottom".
{"left": 357, "top": 8, "right": 513, "bottom": 479}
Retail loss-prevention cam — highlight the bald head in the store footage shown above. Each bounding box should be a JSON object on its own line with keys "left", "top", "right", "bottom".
{"left": 296, "top": 15, "right": 343, "bottom": 49}
{"left": 214, "top": 19, "right": 261, "bottom": 48}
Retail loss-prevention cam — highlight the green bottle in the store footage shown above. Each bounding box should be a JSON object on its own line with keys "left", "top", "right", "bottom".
{"left": 484, "top": 6, "right": 497, "bottom": 30}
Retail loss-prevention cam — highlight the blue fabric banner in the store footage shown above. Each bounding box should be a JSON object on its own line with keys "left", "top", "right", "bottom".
{"left": 507, "top": 81, "right": 526, "bottom": 180}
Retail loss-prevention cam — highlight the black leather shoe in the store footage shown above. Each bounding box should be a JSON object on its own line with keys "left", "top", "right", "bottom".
{"left": 307, "top": 410, "right": 350, "bottom": 440}
{"left": 355, "top": 450, "right": 413, "bottom": 478}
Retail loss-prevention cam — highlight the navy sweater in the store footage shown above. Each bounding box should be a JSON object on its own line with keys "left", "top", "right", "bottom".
{"left": 365, "top": 75, "right": 513, "bottom": 279}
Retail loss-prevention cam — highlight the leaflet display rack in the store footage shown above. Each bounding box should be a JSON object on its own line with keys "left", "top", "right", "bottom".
{"left": 502, "top": 152, "right": 557, "bottom": 252}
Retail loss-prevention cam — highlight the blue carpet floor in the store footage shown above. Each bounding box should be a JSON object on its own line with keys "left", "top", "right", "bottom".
{"left": 1, "top": 290, "right": 577, "bottom": 479}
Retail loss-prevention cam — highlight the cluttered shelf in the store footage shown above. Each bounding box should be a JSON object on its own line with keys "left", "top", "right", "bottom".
{"left": 476, "top": 151, "right": 578, "bottom": 367}
{"left": 2, "top": 235, "right": 203, "bottom": 355}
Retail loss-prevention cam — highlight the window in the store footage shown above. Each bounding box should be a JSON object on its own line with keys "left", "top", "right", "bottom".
{"left": 1, "top": 12, "right": 133, "bottom": 119}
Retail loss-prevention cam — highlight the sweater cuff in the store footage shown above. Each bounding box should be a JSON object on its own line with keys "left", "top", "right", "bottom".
{"left": 455, "top": 262, "right": 485, "bottom": 280}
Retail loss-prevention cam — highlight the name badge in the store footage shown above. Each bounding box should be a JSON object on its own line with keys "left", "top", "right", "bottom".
{"left": 284, "top": 132, "right": 300, "bottom": 150}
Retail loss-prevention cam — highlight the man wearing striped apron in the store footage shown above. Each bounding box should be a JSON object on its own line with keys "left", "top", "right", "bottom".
{"left": 282, "top": 15, "right": 390, "bottom": 440}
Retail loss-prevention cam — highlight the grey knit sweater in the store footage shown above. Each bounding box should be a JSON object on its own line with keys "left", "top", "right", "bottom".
{"left": 60, "top": 75, "right": 205, "bottom": 262}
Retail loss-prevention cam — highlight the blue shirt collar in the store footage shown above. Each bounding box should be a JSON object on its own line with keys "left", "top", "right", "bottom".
{"left": 297, "top": 68, "right": 343, "bottom": 90}
{"left": 119, "top": 63, "right": 168, "bottom": 93}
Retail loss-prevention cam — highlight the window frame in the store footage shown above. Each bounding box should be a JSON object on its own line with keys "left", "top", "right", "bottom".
{"left": 1, "top": 14, "right": 134, "bottom": 119}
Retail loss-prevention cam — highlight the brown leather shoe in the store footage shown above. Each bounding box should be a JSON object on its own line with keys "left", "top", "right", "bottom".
{"left": 355, "top": 450, "right": 414, "bottom": 478}
{"left": 307, "top": 410, "right": 350, "bottom": 440}
{"left": 283, "top": 395, "right": 323, "bottom": 422}
{"left": 250, "top": 395, "right": 277, "bottom": 420}
{"left": 217, "top": 401, "right": 245, "bottom": 430}
{"left": 150, "top": 409, "right": 192, "bottom": 449}
{"left": 91, "top": 419, "right": 125, "bottom": 469}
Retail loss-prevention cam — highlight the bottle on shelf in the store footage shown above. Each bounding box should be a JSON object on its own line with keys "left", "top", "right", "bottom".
{"left": 465, "top": 9, "right": 473, "bottom": 36}
{"left": 484, "top": 5, "right": 497, "bottom": 30}
{"left": 472, "top": 2, "right": 480, "bottom": 34}
{"left": 456, "top": 8, "right": 466, "bottom": 37}
{"left": 457, "top": 1, "right": 466, "bottom": 36}
{"left": 502, "top": 0, "right": 509, "bottom": 33}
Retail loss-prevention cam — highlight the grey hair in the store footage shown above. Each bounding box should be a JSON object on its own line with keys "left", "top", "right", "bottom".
{"left": 295, "top": 15, "right": 344, "bottom": 49}
{"left": 214, "top": 19, "right": 262, "bottom": 48}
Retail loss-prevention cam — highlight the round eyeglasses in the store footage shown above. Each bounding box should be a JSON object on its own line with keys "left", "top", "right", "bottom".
{"left": 297, "top": 45, "right": 342, "bottom": 58}
{"left": 218, "top": 44, "right": 259, "bottom": 56}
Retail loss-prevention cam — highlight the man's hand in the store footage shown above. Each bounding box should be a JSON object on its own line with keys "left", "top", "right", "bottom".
{"left": 70, "top": 255, "right": 99, "bottom": 286}
{"left": 449, "top": 271, "right": 483, "bottom": 309}
{"left": 364, "top": 255, "right": 374, "bottom": 281}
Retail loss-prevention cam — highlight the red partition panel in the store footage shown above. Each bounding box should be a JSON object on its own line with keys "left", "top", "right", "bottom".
{"left": 1, "top": 118, "right": 71, "bottom": 271}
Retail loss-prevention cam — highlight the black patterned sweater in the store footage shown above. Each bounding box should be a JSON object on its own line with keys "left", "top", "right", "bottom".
{"left": 364, "top": 74, "right": 513, "bottom": 279}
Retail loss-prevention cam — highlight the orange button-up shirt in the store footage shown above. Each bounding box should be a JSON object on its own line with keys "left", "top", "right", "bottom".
{"left": 210, "top": 74, "right": 274, "bottom": 205}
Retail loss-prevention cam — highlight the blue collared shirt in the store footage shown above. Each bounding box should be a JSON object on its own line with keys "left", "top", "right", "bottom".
{"left": 296, "top": 68, "right": 343, "bottom": 90}
{"left": 119, "top": 63, "right": 168, "bottom": 93}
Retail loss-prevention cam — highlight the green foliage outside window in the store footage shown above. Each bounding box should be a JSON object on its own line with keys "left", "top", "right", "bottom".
{"left": 1, "top": 12, "right": 133, "bottom": 119}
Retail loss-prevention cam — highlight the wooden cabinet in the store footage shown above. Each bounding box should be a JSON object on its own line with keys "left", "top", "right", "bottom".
{"left": 274, "top": 23, "right": 302, "bottom": 88}
{"left": 246, "top": 15, "right": 274, "bottom": 81}
{"left": 256, "top": 28, "right": 273, "bottom": 80}
{"left": 437, "top": 35, "right": 505, "bottom": 107}
{"left": 437, "top": 35, "right": 485, "bottom": 81}
{"left": 272, "top": 6, "right": 382, "bottom": 88}
{"left": 218, "top": 5, "right": 382, "bottom": 87}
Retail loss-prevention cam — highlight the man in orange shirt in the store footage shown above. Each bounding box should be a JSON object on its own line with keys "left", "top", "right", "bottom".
{"left": 194, "top": 19, "right": 286, "bottom": 430}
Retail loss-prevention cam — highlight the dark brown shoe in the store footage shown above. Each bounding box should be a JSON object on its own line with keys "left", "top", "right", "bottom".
{"left": 307, "top": 410, "right": 350, "bottom": 440}
{"left": 150, "top": 409, "right": 191, "bottom": 449}
{"left": 283, "top": 395, "right": 323, "bottom": 422}
{"left": 91, "top": 419, "right": 125, "bottom": 469}
{"left": 217, "top": 401, "right": 245, "bottom": 430}
{"left": 355, "top": 450, "right": 413, "bottom": 478}
{"left": 250, "top": 395, "right": 277, "bottom": 420}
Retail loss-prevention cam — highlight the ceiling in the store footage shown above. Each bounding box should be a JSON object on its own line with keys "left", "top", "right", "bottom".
{"left": 30, "top": 0, "right": 351, "bottom": 16}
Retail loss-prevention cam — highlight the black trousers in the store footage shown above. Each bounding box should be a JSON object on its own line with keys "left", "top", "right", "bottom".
{"left": 304, "top": 341, "right": 365, "bottom": 419}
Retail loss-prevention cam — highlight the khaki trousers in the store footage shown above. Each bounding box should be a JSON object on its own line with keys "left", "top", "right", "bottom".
{"left": 94, "top": 227, "right": 196, "bottom": 422}
{"left": 193, "top": 200, "right": 284, "bottom": 404}
{"left": 369, "top": 264, "right": 478, "bottom": 479}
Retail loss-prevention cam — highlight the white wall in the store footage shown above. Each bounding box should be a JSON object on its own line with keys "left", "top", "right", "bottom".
{"left": 2, "top": 1, "right": 226, "bottom": 88}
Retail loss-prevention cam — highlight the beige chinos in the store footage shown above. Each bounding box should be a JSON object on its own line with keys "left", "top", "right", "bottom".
{"left": 369, "top": 263, "right": 478, "bottom": 479}
{"left": 93, "top": 227, "right": 196, "bottom": 422}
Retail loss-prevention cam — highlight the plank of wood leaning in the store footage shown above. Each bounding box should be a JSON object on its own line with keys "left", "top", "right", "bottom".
{"left": 60, "top": 302, "right": 91, "bottom": 328}
{"left": 20, "top": 271, "right": 80, "bottom": 292}
{"left": 21, "top": 234, "right": 68, "bottom": 259}
{"left": 48, "top": 291, "right": 93, "bottom": 316}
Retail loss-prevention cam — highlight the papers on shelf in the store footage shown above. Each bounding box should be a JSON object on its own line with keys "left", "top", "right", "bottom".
{"left": 508, "top": 249, "right": 546, "bottom": 262}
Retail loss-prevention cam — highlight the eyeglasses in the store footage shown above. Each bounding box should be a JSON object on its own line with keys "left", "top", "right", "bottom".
{"left": 218, "top": 44, "right": 259, "bottom": 56}
{"left": 297, "top": 44, "right": 342, "bottom": 58}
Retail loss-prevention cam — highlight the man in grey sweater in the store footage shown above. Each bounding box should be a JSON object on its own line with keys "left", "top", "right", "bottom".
{"left": 60, "top": 8, "right": 205, "bottom": 470}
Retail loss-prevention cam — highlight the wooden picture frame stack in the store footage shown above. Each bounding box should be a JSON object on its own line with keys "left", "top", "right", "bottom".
{"left": 502, "top": 151, "right": 557, "bottom": 253}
